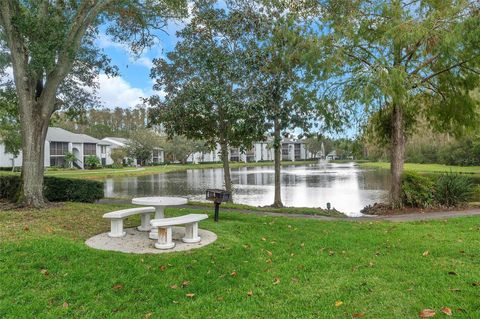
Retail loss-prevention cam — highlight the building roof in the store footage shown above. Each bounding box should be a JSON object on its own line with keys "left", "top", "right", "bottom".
{"left": 46, "top": 127, "right": 110, "bottom": 145}
{"left": 102, "top": 137, "right": 129, "bottom": 148}
{"left": 102, "top": 137, "right": 164, "bottom": 151}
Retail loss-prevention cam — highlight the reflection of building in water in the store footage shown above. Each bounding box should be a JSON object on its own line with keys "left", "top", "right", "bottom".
{"left": 103, "top": 164, "right": 388, "bottom": 216}
{"left": 187, "top": 138, "right": 314, "bottom": 164}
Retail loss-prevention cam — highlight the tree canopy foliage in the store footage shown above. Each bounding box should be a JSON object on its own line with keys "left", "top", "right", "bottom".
{"left": 0, "top": 0, "right": 187, "bottom": 206}
{"left": 0, "top": 86, "right": 20, "bottom": 159}
{"left": 319, "top": 0, "right": 480, "bottom": 206}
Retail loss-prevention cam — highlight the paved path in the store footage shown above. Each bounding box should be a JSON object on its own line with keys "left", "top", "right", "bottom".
{"left": 98, "top": 199, "right": 480, "bottom": 222}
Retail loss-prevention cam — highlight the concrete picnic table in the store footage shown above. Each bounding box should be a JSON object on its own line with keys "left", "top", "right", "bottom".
{"left": 131, "top": 196, "right": 188, "bottom": 239}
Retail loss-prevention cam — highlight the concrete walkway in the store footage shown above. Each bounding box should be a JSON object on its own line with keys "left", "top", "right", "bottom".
{"left": 98, "top": 199, "right": 480, "bottom": 222}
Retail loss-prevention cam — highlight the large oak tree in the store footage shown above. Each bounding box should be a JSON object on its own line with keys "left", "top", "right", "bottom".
{"left": 0, "top": 0, "right": 186, "bottom": 206}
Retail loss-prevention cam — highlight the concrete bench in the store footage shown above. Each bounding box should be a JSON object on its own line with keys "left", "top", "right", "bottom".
{"left": 103, "top": 207, "right": 155, "bottom": 237}
{"left": 150, "top": 214, "right": 208, "bottom": 249}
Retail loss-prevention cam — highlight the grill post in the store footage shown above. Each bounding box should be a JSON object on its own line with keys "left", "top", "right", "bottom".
{"left": 206, "top": 189, "right": 231, "bottom": 222}
{"left": 214, "top": 202, "right": 220, "bottom": 222}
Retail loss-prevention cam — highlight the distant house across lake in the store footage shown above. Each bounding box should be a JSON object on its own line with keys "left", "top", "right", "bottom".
{"left": 102, "top": 137, "right": 164, "bottom": 166}
{"left": 0, "top": 127, "right": 111, "bottom": 169}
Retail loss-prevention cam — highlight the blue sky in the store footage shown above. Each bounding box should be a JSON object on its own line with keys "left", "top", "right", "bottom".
{"left": 94, "top": 18, "right": 187, "bottom": 108}
{"left": 93, "top": 6, "right": 359, "bottom": 138}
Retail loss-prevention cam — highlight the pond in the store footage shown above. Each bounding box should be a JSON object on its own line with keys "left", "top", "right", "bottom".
{"left": 104, "top": 162, "right": 391, "bottom": 217}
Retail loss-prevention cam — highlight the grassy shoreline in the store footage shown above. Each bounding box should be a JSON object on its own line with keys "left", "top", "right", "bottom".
{"left": 186, "top": 201, "right": 344, "bottom": 217}
{"left": 0, "top": 160, "right": 319, "bottom": 180}
{"left": 360, "top": 162, "right": 480, "bottom": 175}
{"left": 1, "top": 202, "right": 479, "bottom": 318}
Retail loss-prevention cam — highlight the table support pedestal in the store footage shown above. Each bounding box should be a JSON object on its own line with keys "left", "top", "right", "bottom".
{"left": 149, "top": 207, "right": 165, "bottom": 240}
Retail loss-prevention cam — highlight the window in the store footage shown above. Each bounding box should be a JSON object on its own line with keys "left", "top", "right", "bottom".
{"left": 294, "top": 144, "right": 301, "bottom": 159}
{"left": 84, "top": 143, "right": 97, "bottom": 156}
{"left": 152, "top": 149, "right": 161, "bottom": 164}
{"left": 83, "top": 143, "right": 97, "bottom": 164}
{"left": 282, "top": 144, "right": 289, "bottom": 156}
{"left": 50, "top": 142, "right": 68, "bottom": 167}
{"left": 100, "top": 145, "right": 107, "bottom": 154}
{"left": 50, "top": 142, "right": 68, "bottom": 156}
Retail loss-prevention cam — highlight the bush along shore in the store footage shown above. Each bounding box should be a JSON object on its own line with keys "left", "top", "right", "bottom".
{"left": 0, "top": 176, "right": 104, "bottom": 204}
{"left": 362, "top": 172, "right": 475, "bottom": 215}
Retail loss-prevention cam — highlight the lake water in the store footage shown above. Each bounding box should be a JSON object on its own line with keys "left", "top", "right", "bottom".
{"left": 104, "top": 162, "right": 390, "bottom": 216}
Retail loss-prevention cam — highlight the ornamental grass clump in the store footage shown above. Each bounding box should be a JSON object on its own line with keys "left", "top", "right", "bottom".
{"left": 434, "top": 173, "right": 473, "bottom": 207}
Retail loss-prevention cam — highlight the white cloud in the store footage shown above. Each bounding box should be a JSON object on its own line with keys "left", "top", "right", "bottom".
{"left": 96, "top": 34, "right": 158, "bottom": 69}
{"left": 97, "top": 73, "right": 148, "bottom": 108}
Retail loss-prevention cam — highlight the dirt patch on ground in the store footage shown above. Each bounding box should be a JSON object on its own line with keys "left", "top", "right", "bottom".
{"left": 0, "top": 199, "right": 64, "bottom": 211}
{"left": 361, "top": 202, "right": 479, "bottom": 216}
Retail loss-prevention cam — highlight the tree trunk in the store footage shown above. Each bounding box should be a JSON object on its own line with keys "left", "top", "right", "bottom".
{"left": 219, "top": 141, "right": 233, "bottom": 202}
{"left": 19, "top": 102, "right": 50, "bottom": 207}
{"left": 272, "top": 116, "right": 283, "bottom": 208}
{"left": 390, "top": 102, "right": 405, "bottom": 208}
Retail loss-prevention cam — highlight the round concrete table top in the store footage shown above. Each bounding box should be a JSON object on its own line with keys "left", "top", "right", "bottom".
{"left": 132, "top": 196, "right": 188, "bottom": 207}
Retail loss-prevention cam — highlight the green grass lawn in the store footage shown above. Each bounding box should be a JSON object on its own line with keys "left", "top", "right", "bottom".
{"left": 1, "top": 203, "right": 479, "bottom": 318}
{"left": 187, "top": 201, "right": 344, "bottom": 217}
{"left": 360, "top": 162, "right": 480, "bottom": 175}
{"left": 0, "top": 160, "right": 318, "bottom": 180}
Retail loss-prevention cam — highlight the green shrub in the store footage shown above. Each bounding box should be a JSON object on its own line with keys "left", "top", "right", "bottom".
{"left": 401, "top": 172, "right": 435, "bottom": 208}
{"left": 64, "top": 152, "right": 77, "bottom": 168}
{"left": 0, "top": 176, "right": 104, "bottom": 203}
{"left": 434, "top": 173, "right": 473, "bottom": 207}
{"left": 84, "top": 155, "right": 101, "bottom": 169}
{"left": 0, "top": 175, "right": 22, "bottom": 202}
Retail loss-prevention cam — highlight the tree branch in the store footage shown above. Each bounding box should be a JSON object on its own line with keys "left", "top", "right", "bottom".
{"left": 410, "top": 54, "right": 439, "bottom": 76}
{"left": 40, "top": 0, "right": 115, "bottom": 115}
{"left": 419, "top": 56, "right": 480, "bottom": 85}
{"left": 0, "top": 0, "right": 32, "bottom": 102}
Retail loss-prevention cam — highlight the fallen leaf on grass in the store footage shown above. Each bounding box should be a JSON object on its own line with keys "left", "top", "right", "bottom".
{"left": 247, "top": 290, "right": 253, "bottom": 297}
{"left": 159, "top": 265, "right": 167, "bottom": 271}
{"left": 170, "top": 284, "right": 178, "bottom": 289}
{"left": 185, "top": 293, "right": 195, "bottom": 298}
{"left": 448, "top": 288, "right": 461, "bottom": 292}
{"left": 112, "top": 284, "right": 123, "bottom": 290}
{"left": 181, "top": 280, "right": 190, "bottom": 288}
{"left": 217, "top": 296, "right": 224, "bottom": 301}
{"left": 261, "top": 237, "right": 267, "bottom": 241}
{"left": 266, "top": 250, "right": 273, "bottom": 256}
{"left": 40, "top": 269, "right": 49, "bottom": 276}
{"left": 447, "top": 271, "right": 457, "bottom": 276}
{"left": 144, "top": 313, "right": 153, "bottom": 319}
{"left": 472, "top": 282, "right": 480, "bottom": 286}
{"left": 273, "top": 277, "right": 281, "bottom": 285}
{"left": 441, "top": 307, "right": 452, "bottom": 316}
{"left": 62, "top": 302, "right": 69, "bottom": 309}
{"left": 265, "top": 259, "right": 272, "bottom": 264}
{"left": 419, "top": 309, "right": 436, "bottom": 318}
{"left": 23, "top": 225, "right": 29, "bottom": 232}
{"left": 335, "top": 301, "right": 343, "bottom": 307}
{"left": 352, "top": 313, "right": 365, "bottom": 318}
{"left": 230, "top": 271, "right": 237, "bottom": 277}
{"left": 422, "top": 250, "right": 430, "bottom": 257}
